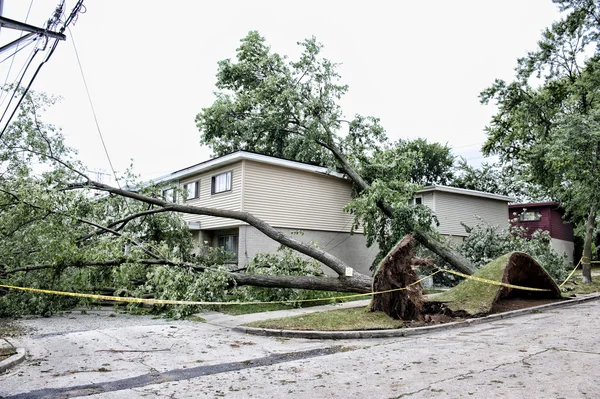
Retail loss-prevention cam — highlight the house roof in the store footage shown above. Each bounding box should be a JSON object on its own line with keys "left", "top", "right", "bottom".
{"left": 152, "top": 150, "right": 346, "bottom": 184}
{"left": 509, "top": 201, "right": 560, "bottom": 209}
{"left": 152, "top": 152, "right": 513, "bottom": 203}
{"left": 417, "top": 184, "right": 514, "bottom": 202}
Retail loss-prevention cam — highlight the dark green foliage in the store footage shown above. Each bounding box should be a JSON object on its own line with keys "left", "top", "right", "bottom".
{"left": 457, "top": 218, "right": 568, "bottom": 282}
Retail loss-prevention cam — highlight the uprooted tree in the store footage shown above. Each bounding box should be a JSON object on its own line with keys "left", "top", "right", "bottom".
{"left": 195, "top": 31, "right": 476, "bottom": 275}
{"left": 0, "top": 32, "right": 483, "bottom": 318}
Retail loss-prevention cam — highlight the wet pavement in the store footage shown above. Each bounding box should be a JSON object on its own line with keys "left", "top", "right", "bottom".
{"left": 1, "top": 298, "right": 599, "bottom": 398}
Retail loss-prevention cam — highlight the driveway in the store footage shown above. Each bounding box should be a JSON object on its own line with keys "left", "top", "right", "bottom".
{"left": 1, "top": 298, "right": 599, "bottom": 398}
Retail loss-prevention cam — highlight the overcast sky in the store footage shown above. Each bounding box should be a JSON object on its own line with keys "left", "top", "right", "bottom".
{"left": 0, "top": 1, "right": 560, "bottom": 183}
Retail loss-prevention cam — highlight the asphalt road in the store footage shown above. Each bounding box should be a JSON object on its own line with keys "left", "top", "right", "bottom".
{"left": 1, "top": 299, "right": 599, "bottom": 399}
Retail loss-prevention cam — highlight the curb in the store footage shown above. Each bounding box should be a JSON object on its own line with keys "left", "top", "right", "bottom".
{"left": 0, "top": 347, "right": 26, "bottom": 373}
{"left": 233, "top": 293, "right": 600, "bottom": 340}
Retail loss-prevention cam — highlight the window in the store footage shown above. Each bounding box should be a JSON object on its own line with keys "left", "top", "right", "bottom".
{"left": 211, "top": 171, "right": 232, "bottom": 194}
{"left": 408, "top": 197, "right": 423, "bottom": 205}
{"left": 218, "top": 235, "right": 238, "bottom": 258}
{"left": 162, "top": 188, "right": 175, "bottom": 203}
{"left": 184, "top": 181, "right": 199, "bottom": 200}
{"left": 519, "top": 211, "right": 542, "bottom": 222}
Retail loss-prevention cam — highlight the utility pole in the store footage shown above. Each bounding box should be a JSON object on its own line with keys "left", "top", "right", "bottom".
{"left": 0, "top": 5, "right": 66, "bottom": 56}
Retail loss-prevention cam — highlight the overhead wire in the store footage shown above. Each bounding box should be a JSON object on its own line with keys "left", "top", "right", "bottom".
{"left": 0, "top": 36, "right": 37, "bottom": 65}
{"left": 0, "top": 0, "right": 84, "bottom": 139}
{"left": 0, "top": 48, "right": 41, "bottom": 132}
{"left": 68, "top": 26, "right": 131, "bottom": 214}
{"left": 0, "top": 0, "right": 35, "bottom": 102}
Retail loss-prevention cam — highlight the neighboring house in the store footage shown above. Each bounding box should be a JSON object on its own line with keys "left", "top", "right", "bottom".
{"left": 508, "top": 202, "right": 575, "bottom": 263}
{"left": 154, "top": 151, "right": 378, "bottom": 276}
{"left": 414, "top": 185, "right": 514, "bottom": 242}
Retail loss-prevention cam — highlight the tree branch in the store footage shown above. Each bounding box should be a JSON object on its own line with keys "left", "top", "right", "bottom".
{"left": 77, "top": 207, "right": 171, "bottom": 242}
{"left": 66, "top": 180, "right": 358, "bottom": 277}
{"left": 1, "top": 258, "right": 207, "bottom": 276}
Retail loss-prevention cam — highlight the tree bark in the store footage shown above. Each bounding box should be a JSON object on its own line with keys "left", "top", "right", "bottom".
{"left": 582, "top": 206, "right": 595, "bottom": 284}
{"left": 318, "top": 140, "right": 477, "bottom": 275}
{"left": 229, "top": 273, "right": 372, "bottom": 293}
{"left": 67, "top": 181, "right": 362, "bottom": 279}
{"left": 369, "top": 234, "right": 424, "bottom": 320}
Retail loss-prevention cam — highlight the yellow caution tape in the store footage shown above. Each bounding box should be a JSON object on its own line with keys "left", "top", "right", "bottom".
{"left": 559, "top": 258, "right": 582, "bottom": 288}
{"left": 0, "top": 271, "right": 440, "bottom": 306}
{"left": 437, "top": 268, "right": 552, "bottom": 292}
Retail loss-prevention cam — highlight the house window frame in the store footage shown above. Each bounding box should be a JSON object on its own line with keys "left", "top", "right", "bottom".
{"left": 211, "top": 171, "right": 233, "bottom": 194}
{"left": 518, "top": 211, "right": 542, "bottom": 222}
{"left": 217, "top": 234, "right": 239, "bottom": 259}
{"left": 162, "top": 188, "right": 176, "bottom": 203}
{"left": 408, "top": 196, "right": 423, "bottom": 206}
{"left": 183, "top": 180, "right": 199, "bottom": 201}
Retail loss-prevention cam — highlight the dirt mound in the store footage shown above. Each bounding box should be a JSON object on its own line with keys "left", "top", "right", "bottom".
{"left": 429, "top": 252, "right": 562, "bottom": 316}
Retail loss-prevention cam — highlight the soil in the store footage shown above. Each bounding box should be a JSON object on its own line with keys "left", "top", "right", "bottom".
{"left": 490, "top": 297, "right": 569, "bottom": 314}
{"left": 403, "top": 297, "right": 570, "bottom": 328}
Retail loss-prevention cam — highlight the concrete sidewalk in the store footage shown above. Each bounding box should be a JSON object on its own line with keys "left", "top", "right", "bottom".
{"left": 196, "top": 299, "right": 371, "bottom": 328}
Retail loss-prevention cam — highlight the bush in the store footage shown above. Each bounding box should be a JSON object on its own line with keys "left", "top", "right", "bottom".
{"left": 235, "top": 246, "right": 342, "bottom": 305}
{"left": 457, "top": 217, "right": 568, "bottom": 282}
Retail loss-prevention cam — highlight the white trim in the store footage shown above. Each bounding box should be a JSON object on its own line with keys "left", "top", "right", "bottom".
{"left": 153, "top": 151, "right": 345, "bottom": 184}
{"left": 417, "top": 184, "right": 514, "bottom": 202}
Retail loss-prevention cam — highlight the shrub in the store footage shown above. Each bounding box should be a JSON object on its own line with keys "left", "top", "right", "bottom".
{"left": 457, "top": 217, "right": 568, "bottom": 282}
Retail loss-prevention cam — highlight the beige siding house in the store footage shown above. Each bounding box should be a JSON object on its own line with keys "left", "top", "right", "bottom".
{"left": 154, "top": 151, "right": 377, "bottom": 276}
{"left": 155, "top": 153, "right": 512, "bottom": 275}
{"left": 415, "top": 185, "right": 514, "bottom": 241}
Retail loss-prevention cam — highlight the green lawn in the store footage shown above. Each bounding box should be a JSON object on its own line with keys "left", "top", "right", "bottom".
{"left": 244, "top": 306, "right": 403, "bottom": 331}
{"left": 212, "top": 292, "right": 371, "bottom": 315}
{"left": 560, "top": 265, "right": 600, "bottom": 295}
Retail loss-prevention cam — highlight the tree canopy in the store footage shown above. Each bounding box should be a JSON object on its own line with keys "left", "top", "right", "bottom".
{"left": 481, "top": 0, "right": 600, "bottom": 282}
{"left": 196, "top": 31, "right": 476, "bottom": 274}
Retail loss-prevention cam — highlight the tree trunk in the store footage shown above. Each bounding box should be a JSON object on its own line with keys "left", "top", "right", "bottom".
{"left": 413, "top": 230, "right": 477, "bottom": 275}
{"left": 369, "top": 234, "right": 424, "bottom": 320}
{"left": 229, "top": 273, "right": 372, "bottom": 293}
{"left": 69, "top": 181, "right": 360, "bottom": 279}
{"left": 319, "top": 140, "right": 477, "bottom": 276}
{"left": 582, "top": 207, "right": 595, "bottom": 284}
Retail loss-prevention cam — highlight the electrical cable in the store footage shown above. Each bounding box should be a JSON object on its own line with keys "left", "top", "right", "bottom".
{"left": 0, "top": 0, "right": 84, "bottom": 139}
{"left": 0, "top": 48, "right": 40, "bottom": 132}
{"left": 68, "top": 27, "right": 132, "bottom": 213}
{"left": 0, "top": 0, "right": 35, "bottom": 103}
{"left": 0, "top": 37, "right": 36, "bottom": 65}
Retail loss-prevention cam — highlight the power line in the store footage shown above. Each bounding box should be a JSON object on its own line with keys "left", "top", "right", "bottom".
{"left": 0, "top": 35, "right": 36, "bottom": 65}
{"left": 0, "top": 0, "right": 84, "bottom": 139}
{"left": 68, "top": 27, "right": 131, "bottom": 212}
{"left": 0, "top": 47, "right": 41, "bottom": 130}
{"left": 0, "top": 0, "right": 35, "bottom": 103}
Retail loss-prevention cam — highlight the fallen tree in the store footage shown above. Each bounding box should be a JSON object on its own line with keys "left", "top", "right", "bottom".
{"left": 195, "top": 31, "right": 477, "bottom": 276}
{"left": 66, "top": 179, "right": 374, "bottom": 293}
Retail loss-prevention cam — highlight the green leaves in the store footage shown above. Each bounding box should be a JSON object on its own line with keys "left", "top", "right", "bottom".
{"left": 196, "top": 31, "right": 375, "bottom": 168}
{"left": 457, "top": 218, "right": 568, "bottom": 282}
{"left": 482, "top": 1, "right": 600, "bottom": 225}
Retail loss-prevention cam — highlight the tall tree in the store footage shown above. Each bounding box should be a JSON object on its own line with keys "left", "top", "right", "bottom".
{"left": 450, "top": 158, "right": 540, "bottom": 202}
{"left": 481, "top": 0, "right": 600, "bottom": 283}
{"left": 196, "top": 31, "right": 476, "bottom": 275}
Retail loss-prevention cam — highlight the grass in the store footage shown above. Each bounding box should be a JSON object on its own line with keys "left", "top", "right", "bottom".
{"left": 0, "top": 320, "right": 24, "bottom": 338}
{"left": 0, "top": 320, "right": 23, "bottom": 362}
{"left": 432, "top": 254, "right": 510, "bottom": 315}
{"left": 560, "top": 265, "right": 600, "bottom": 295}
{"left": 212, "top": 292, "right": 370, "bottom": 316}
{"left": 244, "top": 306, "right": 403, "bottom": 331}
